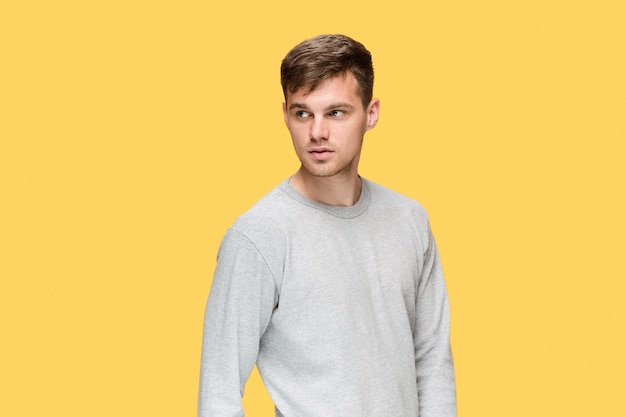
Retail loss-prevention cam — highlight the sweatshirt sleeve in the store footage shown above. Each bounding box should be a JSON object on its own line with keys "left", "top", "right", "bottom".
{"left": 198, "top": 228, "right": 277, "bottom": 417}
{"left": 414, "top": 225, "right": 457, "bottom": 417}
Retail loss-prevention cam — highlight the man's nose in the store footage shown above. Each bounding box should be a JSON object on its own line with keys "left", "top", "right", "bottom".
{"left": 309, "top": 117, "right": 329, "bottom": 141}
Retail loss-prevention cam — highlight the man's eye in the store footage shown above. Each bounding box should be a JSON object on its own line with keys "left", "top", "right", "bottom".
{"left": 296, "top": 111, "right": 310, "bottom": 118}
{"left": 329, "top": 110, "right": 345, "bottom": 117}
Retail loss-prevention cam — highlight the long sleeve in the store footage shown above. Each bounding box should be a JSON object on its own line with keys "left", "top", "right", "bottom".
{"left": 414, "top": 226, "right": 457, "bottom": 417}
{"left": 198, "top": 229, "right": 277, "bottom": 417}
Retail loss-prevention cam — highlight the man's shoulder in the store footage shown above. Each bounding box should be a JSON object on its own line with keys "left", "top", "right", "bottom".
{"left": 228, "top": 180, "right": 295, "bottom": 237}
{"left": 364, "top": 179, "right": 433, "bottom": 248}
{"left": 365, "top": 179, "right": 429, "bottom": 219}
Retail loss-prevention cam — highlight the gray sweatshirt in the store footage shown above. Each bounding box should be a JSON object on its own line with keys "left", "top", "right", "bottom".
{"left": 199, "top": 178, "right": 456, "bottom": 417}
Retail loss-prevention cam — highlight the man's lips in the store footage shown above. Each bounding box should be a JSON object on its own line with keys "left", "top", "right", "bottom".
{"left": 308, "top": 148, "right": 334, "bottom": 160}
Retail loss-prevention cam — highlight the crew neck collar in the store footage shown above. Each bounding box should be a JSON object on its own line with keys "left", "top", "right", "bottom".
{"left": 279, "top": 177, "right": 371, "bottom": 219}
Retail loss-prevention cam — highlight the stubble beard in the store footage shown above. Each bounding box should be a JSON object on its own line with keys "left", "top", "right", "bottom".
{"left": 300, "top": 154, "right": 358, "bottom": 179}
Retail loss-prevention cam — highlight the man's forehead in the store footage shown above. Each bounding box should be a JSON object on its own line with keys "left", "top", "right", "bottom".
{"left": 286, "top": 72, "right": 359, "bottom": 103}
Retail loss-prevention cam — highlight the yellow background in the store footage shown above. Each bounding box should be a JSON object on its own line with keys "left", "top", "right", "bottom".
{"left": 1, "top": 1, "right": 624, "bottom": 416}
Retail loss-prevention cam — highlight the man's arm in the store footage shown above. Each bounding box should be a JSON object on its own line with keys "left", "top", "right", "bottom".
{"left": 414, "top": 225, "right": 457, "bottom": 416}
{"left": 198, "top": 229, "right": 276, "bottom": 417}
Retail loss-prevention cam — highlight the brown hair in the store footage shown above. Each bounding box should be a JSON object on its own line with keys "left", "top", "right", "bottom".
{"left": 280, "top": 34, "right": 374, "bottom": 109}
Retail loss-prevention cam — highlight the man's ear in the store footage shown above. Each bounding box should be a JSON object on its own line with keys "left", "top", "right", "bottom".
{"left": 366, "top": 98, "right": 380, "bottom": 131}
{"left": 282, "top": 102, "right": 288, "bottom": 126}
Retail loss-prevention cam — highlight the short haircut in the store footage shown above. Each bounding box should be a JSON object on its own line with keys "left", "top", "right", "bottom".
{"left": 281, "top": 34, "right": 374, "bottom": 109}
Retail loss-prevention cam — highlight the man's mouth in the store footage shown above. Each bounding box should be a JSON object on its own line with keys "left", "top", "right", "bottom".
{"left": 309, "top": 148, "right": 334, "bottom": 160}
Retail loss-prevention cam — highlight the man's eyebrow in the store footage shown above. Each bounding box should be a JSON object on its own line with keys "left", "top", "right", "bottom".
{"left": 288, "top": 102, "right": 309, "bottom": 111}
{"left": 288, "top": 102, "right": 355, "bottom": 111}
{"left": 325, "top": 102, "right": 355, "bottom": 110}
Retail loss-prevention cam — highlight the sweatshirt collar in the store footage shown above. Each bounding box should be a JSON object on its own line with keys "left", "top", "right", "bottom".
{"left": 279, "top": 177, "right": 371, "bottom": 219}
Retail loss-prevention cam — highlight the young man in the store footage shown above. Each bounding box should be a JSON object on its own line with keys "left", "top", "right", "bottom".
{"left": 199, "top": 34, "right": 457, "bottom": 417}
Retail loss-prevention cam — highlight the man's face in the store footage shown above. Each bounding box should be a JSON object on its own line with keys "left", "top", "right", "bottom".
{"left": 282, "top": 72, "right": 379, "bottom": 179}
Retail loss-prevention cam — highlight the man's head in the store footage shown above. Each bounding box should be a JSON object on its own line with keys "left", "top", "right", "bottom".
{"left": 281, "top": 34, "right": 374, "bottom": 110}
{"left": 280, "top": 35, "right": 380, "bottom": 187}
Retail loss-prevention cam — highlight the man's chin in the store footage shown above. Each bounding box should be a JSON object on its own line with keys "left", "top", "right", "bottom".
{"left": 300, "top": 165, "right": 353, "bottom": 179}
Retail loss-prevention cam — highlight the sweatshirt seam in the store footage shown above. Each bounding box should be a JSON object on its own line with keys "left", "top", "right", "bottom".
{"left": 229, "top": 227, "right": 280, "bottom": 295}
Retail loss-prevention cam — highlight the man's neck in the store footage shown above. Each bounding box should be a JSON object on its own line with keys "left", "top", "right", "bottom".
{"left": 289, "top": 168, "right": 362, "bottom": 207}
